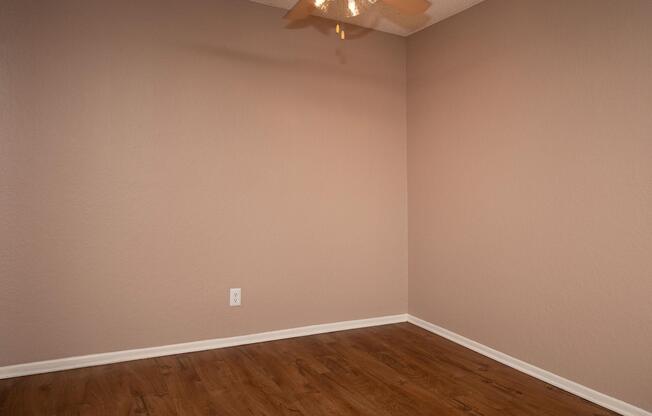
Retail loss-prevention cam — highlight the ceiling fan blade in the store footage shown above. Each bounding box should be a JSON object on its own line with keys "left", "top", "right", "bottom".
{"left": 284, "top": 0, "right": 316, "bottom": 20}
{"left": 382, "top": 0, "right": 431, "bottom": 14}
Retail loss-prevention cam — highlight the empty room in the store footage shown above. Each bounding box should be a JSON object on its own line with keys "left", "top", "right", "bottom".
{"left": 1, "top": 0, "right": 650, "bottom": 415}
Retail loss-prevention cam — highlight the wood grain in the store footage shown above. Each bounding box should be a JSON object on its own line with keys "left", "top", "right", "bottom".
{"left": 0, "top": 323, "right": 620, "bottom": 415}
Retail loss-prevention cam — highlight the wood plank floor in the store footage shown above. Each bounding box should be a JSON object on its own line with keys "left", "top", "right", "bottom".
{"left": 0, "top": 323, "right": 620, "bottom": 416}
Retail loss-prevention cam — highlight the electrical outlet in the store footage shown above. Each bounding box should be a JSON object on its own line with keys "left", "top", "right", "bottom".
{"left": 229, "top": 288, "right": 241, "bottom": 306}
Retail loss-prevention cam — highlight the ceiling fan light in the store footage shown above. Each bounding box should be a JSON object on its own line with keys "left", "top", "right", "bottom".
{"left": 314, "top": 0, "right": 328, "bottom": 10}
{"left": 347, "top": 0, "right": 360, "bottom": 17}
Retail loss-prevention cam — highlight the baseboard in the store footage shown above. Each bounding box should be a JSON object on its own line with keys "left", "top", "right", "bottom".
{"left": 3, "top": 313, "right": 648, "bottom": 416}
{"left": 0, "top": 314, "right": 408, "bottom": 380}
{"left": 407, "top": 314, "right": 651, "bottom": 416}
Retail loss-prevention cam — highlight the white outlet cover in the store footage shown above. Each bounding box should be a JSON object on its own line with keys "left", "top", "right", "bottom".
{"left": 229, "top": 288, "right": 241, "bottom": 306}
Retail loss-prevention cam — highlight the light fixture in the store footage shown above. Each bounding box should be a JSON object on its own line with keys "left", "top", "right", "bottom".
{"left": 347, "top": 0, "right": 360, "bottom": 17}
{"left": 285, "top": 0, "right": 431, "bottom": 41}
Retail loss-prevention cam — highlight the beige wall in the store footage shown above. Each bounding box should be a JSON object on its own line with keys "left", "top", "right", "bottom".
{"left": 0, "top": 0, "right": 407, "bottom": 366}
{"left": 407, "top": 0, "right": 652, "bottom": 410}
{"left": 2, "top": 0, "right": 651, "bottom": 411}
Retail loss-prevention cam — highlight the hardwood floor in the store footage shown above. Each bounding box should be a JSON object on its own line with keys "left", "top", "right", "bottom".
{"left": 0, "top": 323, "right": 619, "bottom": 416}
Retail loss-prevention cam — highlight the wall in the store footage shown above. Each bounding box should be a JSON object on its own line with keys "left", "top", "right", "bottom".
{"left": 407, "top": 0, "right": 652, "bottom": 410}
{"left": 0, "top": 0, "right": 407, "bottom": 365}
{"left": 2, "top": 0, "right": 651, "bottom": 411}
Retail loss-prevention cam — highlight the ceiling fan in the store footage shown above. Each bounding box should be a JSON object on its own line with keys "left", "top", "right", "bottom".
{"left": 285, "top": 0, "right": 431, "bottom": 39}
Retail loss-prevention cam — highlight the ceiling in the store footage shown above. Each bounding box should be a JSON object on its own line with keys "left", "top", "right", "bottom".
{"left": 249, "top": 0, "right": 485, "bottom": 36}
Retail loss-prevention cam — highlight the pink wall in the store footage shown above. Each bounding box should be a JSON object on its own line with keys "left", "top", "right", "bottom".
{"left": 2, "top": 0, "right": 651, "bottom": 411}
{"left": 0, "top": 0, "right": 407, "bottom": 366}
{"left": 407, "top": 0, "right": 652, "bottom": 410}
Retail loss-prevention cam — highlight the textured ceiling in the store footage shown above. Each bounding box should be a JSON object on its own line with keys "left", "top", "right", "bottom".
{"left": 249, "top": 0, "right": 485, "bottom": 36}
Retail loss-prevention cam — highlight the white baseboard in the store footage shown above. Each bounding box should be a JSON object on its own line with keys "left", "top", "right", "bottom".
{"left": 408, "top": 314, "right": 651, "bottom": 416}
{"left": 2, "top": 313, "right": 648, "bottom": 416}
{"left": 0, "top": 314, "right": 408, "bottom": 380}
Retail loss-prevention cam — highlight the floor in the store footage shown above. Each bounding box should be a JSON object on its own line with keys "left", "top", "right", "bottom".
{"left": 0, "top": 323, "right": 619, "bottom": 416}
